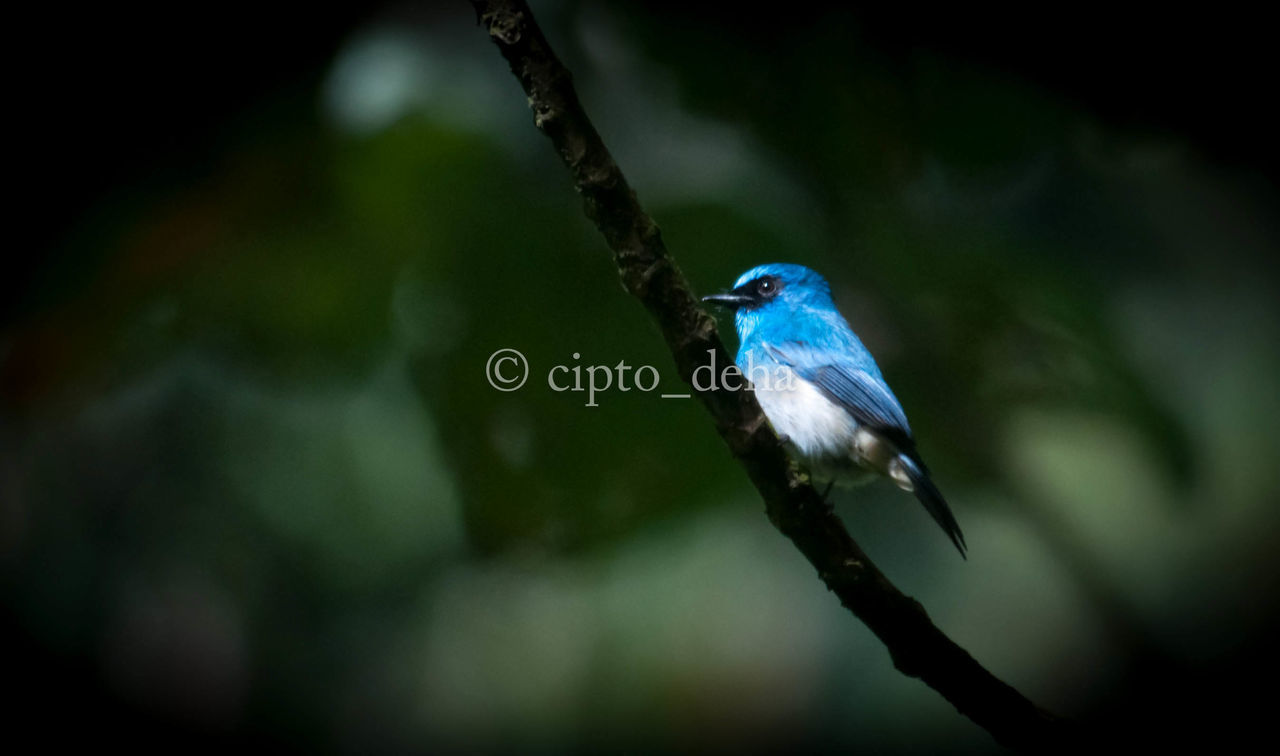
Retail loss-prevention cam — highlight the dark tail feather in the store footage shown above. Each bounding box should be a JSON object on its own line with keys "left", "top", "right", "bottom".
{"left": 896, "top": 455, "right": 967, "bottom": 558}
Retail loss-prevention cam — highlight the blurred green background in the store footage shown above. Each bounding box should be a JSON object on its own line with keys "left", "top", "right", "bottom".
{"left": 6, "top": 1, "right": 1280, "bottom": 752}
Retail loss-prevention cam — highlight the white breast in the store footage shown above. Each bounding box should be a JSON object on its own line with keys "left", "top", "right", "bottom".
{"left": 752, "top": 372, "right": 858, "bottom": 461}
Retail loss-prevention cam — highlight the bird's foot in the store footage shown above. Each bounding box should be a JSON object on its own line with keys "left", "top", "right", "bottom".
{"left": 818, "top": 478, "right": 836, "bottom": 507}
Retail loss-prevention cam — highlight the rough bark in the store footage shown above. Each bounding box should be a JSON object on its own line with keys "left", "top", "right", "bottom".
{"left": 471, "top": 1, "right": 1075, "bottom": 750}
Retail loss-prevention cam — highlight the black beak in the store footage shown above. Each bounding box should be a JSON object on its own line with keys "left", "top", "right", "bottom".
{"left": 702, "top": 292, "right": 752, "bottom": 310}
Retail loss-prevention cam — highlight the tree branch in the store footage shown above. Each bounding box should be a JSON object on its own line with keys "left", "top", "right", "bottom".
{"left": 471, "top": 1, "right": 1075, "bottom": 749}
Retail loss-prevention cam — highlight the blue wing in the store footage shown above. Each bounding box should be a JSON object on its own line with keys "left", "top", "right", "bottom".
{"left": 764, "top": 342, "right": 912, "bottom": 437}
{"left": 765, "top": 341, "right": 967, "bottom": 557}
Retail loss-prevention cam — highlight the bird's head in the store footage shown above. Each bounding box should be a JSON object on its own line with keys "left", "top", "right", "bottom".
{"left": 703, "top": 263, "right": 836, "bottom": 341}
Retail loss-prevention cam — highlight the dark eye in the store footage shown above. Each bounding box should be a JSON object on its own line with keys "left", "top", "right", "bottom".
{"left": 757, "top": 278, "right": 779, "bottom": 298}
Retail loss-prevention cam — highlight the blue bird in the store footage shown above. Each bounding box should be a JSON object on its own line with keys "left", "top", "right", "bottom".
{"left": 703, "top": 263, "right": 966, "bottom": 557}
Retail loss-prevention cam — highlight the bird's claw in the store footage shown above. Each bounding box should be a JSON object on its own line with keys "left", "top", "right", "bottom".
{"left": 820, "top": 479, "right": 836, "bottom": 502}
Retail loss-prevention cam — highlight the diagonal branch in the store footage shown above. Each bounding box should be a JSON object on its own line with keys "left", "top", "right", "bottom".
{"left": 471, "top": 1, "right": 1076, "bottom": 750}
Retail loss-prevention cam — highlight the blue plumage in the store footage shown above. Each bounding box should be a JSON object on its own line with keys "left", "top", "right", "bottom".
{"left": 704, "top": 263, "right": 967, "bottom": 557}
